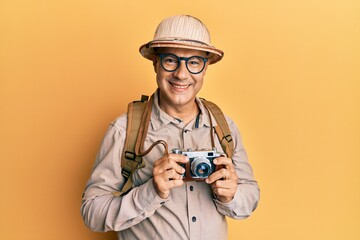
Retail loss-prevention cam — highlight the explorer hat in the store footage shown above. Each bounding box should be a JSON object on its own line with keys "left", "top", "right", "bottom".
{"left": 139, "top": 15, "right": 224, "bottom": 64}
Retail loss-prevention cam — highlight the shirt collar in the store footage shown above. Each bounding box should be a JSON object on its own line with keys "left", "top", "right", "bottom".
{"left": 150, "top": 90, "right": 217, "bottom": 131}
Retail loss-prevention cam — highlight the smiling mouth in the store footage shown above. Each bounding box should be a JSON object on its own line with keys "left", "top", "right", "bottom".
{"left": 170, "top": 82, "right": 191, "bottom": 90}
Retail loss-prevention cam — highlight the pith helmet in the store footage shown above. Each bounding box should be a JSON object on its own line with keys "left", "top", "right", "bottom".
{"left": 139, "top": 15, "right": 224, "bottom": 64}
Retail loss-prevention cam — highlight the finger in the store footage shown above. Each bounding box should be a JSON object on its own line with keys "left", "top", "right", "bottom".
{"left": 211, "top": 178, "right": 237, "bottom": 189}
{"left": 164, "top": 169, "right": 183, "bottom": 181}
{"left": 206, "top": 167, "right": 237, "bottom": 184}
{"left": 154, "top": 170, "right": 184, "bottom": 187}
{"left": 206, "top": 168, "right": 228, "bottom": 184}
{"left": 214, "top": 157, "right": 235, "bottom": 172}
{"left": 154, "top": 155, "right": 187, "bottom": 174}
{"left": 153, "top": 177, "right": 184, "bottom": 199}
{"left": 168, "top": 158, "right": 186, "bottom": 175}
{"left": 170, "top": 154, "right": 190, "bottom": 175}
{"left": 154, "top": 175, "right": 184, "bottom": 191}
{"left": 154, "top": 154, "right": 188, "bottom": 167}
{"left": 170, "top": 154, "right": 190, "bottom": 164}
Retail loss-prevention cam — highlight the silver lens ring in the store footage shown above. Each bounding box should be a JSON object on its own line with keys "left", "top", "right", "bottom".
{"left": 191, "top": 157, "right": 212, "bottom": 178}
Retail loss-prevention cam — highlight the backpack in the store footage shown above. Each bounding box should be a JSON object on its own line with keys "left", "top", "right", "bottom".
{"left": 112, "top": 94, "right": 234, "bottom": 196}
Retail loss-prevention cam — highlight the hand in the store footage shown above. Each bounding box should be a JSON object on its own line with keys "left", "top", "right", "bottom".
{"left": 153, "top": 154, "right": 189, "bottom": 199}
{"left": 205, "top": 157, "right": 238, "bottom": 203}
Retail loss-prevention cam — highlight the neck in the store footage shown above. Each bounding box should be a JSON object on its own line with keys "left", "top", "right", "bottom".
{"left": 159, "top": 99, "right": 199, "bottom": 125}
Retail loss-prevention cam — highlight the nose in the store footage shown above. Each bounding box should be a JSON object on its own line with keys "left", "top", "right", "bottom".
{"left": 173, "top": 60, "right": 189, "bottom": 80}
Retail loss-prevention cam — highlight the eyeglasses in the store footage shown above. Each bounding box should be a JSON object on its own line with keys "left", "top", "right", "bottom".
{"left": 158, "top": 53, "right": 208, "bottom": 74}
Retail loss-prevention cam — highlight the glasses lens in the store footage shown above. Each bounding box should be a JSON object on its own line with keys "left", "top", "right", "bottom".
{"left": 186, "top": 57, "right": 205, "bottom": 74}
{"left": 161, "top": 54, "right": 179, "bottom": 71}
{"left": 159, "top": 54, "right": 207, "bottom": 74}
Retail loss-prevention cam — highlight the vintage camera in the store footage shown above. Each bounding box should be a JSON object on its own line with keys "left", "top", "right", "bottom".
{"left": 172, "top": 148, "right": 223, "bottom": 181}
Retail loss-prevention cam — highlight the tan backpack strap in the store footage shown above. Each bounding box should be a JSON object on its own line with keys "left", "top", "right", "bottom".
{"left": 113, "top": 94, "right": 166, "bottom": 197}
{"left": 113, "top": 95, "right": 150, "bottom": 196}
{"left": 201, "top": 99, "right": 234, "bottom": 159}
{"left": 135, "top": 94, "right": 154, "bottom": 157}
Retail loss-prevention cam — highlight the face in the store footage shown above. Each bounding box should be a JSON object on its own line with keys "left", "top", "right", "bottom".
{"left": 153, "top": 48, "right": 209, "bottom": 111}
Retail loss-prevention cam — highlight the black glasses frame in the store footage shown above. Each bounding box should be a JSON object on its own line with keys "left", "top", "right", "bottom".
{"left": 158, "top": 53, "right": 208, "bottom": 74}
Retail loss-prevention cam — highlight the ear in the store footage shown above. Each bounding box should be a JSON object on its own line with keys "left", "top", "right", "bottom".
{"left": 201, "top": 61, "right": 209, "bottom": 75}
{"left": 152, "top": 58, "right": 158, "bottom": 73}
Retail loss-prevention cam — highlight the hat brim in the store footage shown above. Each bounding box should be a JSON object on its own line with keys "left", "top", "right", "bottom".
{"left": 139, "top": 41, "right": 224, "bottom": 64}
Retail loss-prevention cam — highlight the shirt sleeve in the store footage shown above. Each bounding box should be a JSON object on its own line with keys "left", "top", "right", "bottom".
{"left": 80, "top": 115, "right": 168, "bottom": 232}
{"left": 213, "top": 116, "right": 260, "bottom": 219}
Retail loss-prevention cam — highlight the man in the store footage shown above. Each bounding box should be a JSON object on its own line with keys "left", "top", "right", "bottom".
{"left": 81, "top": 15, "right": 259, "bottom": 240}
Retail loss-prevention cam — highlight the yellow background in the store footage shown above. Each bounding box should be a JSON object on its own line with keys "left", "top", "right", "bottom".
{"left": 1, "top": 0, "right": 359, "bottom": 239}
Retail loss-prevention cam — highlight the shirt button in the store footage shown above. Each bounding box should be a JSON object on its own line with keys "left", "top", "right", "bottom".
{"left": 192, "top": 216, "right": 197, "bottom": 222}
{"left": 190, "top": 186, "right": 194, "bottom": 191}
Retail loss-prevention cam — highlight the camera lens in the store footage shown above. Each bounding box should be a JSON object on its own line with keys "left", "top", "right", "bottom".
{"left": 191, "top": 157, "right": 212, "bottom": 178}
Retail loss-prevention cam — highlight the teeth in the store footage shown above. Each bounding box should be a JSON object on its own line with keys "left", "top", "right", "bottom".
{"left": 171, "top": 83, "right": 189, "bottom": 89}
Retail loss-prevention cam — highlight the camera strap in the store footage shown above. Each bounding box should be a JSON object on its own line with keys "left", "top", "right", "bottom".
{"left": 201, "top": 99, "right": 234, "bottom": 159}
